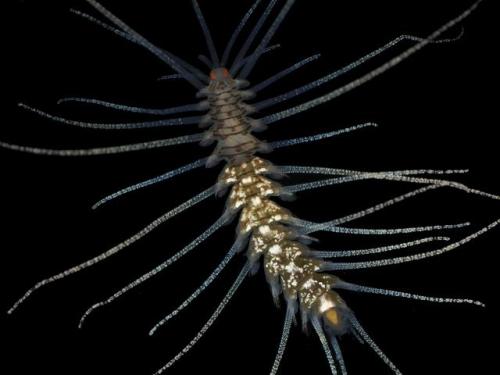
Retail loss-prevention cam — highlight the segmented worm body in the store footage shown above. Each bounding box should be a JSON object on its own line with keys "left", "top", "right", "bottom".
{"left": 3, "top": 1, "right": 497, "bottom": 374}
{"left": 203, "top": 70, "right": 345, "bottom": 335}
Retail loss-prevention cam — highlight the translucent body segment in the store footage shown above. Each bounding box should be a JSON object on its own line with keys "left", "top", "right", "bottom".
{"left": 260, "top": 0, "right": 483, "bottom": 124}
{"left": 58, "top": 97, "right": 202, "bottom": 116}
{"left": 252, "top": 53, "right": 321, "bottom": 93}
{"left": 350, "top": 316, "right": 402, "bottom": 375}
{"left": 7, "top": 186, "right": 215, "bottom": 314}
{"left": 149, "top": 241, "right": 240, "bottom": 335}
{"left": 230, "top": 0, "right": 279, "bottom": 74}
{"left": 270, "top": 306, "right": 294, "bottom": 375}
{"left": 92, "top": 158, "right": 208, "bottom": 209}
{"left": 192, "top": 0, "right": 220, "bottom": 66}
{"left": 0, "top": 134, "right": 202, "bottom": 156}
{"left": 311, "top": 237, "right": 449, "bottom": 258}
{"left": 312, "top": 317, "right": 339, "bottom": 375}
{"left": 152, "top": 263, "right": 251, "bottom": 374}
{"left": 83, "top": 0, "right": 204, "bottom": 88}
{"left": 221, "top": 0, "right": 263, "bottom": 66}
{"left": 19, "top": 103, "right": 202, "bottom": 130}
{"left": 334, "top": 280, "right": 485, "bottom": 307}
{"left": 270, "top": 123, "right": 377, "bottom": 150}
{"left": 325, "top": 218, "right": 500, "bottom": 271}
{"left": 79, "top": 215, "right": 228, "bottom": 328}
{"left": 239, "top": 0, "right": 296, "bottom": 79}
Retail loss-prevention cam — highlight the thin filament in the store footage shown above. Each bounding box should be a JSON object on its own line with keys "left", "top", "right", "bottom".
{"left": 7, "top": 186, "right": 215, "bottom": 314}
{"left": 79, "top": 215, "right": 228, "bottom": 328}
{"left": 152, "top": 264, "right": 251, "bottom": 374}
{"left": 0, "top": 134, "right": 202, "bottom": 157}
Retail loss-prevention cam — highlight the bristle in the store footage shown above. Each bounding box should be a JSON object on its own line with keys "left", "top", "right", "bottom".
{"left": 7, "top": 186, "right": 215, "bottom": 315}
{"left": 260, "top": 0, "right": 484, "bottom": 125}
{"left": 152, "top": 264, "right": 250, "bottom": 374}
{"left": 79, "top": 215, "right": 228, "bottom": 328}
{"left": 92, "top": 158, "right": 208, "bottom": 209}
{"left": 149, "top": 241, "right": 240, "bottom": 335}
{"left": 0, "top": 134, "right": 202, "bottom": 156}
{"left": 57, "top": 97, "right": 202, "bottom": 116}
{"left": 19, "top": 103, "right": 202, "bottom": 130}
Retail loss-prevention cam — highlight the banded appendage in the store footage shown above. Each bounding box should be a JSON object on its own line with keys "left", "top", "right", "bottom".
{"left": 3, "top": 1, "right": 495, "bottom": 375}
{"left": 214, "top": 156, "right": 493, "bottom": 375}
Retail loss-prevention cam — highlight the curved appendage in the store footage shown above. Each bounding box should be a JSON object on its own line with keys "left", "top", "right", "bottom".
{"left": 148, "top": 241, "right": 240, "bottom": 335}
{"left": 79, "top": 215, "right": 228, "bottom": 328}
{"left": 192, "top": 0, "right": 219, "bottom": 66}
{"left": 0, "top": 134, "right": 202, "bottom": 156}
{"left": 324, "top": 186, "right": 439, "bottom": 228}
{"left": 311, "top": 237, "right": 450, "bottom": 258}
{"left": 152, "top": 263, "right": 251, "bottom": 374}
{"left": 198, "top": 54, "right": 213, "bottom": 69}
{"left": 69, "top": 10, "right": 208, "bottom": 84}
{"left": 157, "top": 74, "right": 183, "bottom": 81}
{"left": 306, "top": 223, "right": 470, "bottom": 236}
{"left": 334, "top": 280, "right": 485, "bottom": 307}
{"left": 289, "top": 172, "right": 500, "bottom": 201}
{"left": 282, "top": 166, "right": 470, "bottom": 177}
{"left": 221, "top": 0, "right": 263, "bottom": 66}
{"left": 270, "top": 306, "right": 294, "bottom": 375}
{"left": 260, "top": 0, "right": 483, "bottom": 125}
{"left": 57, "top": 97, "right": 202, "bottom": 116}
{"left": 230, "top": 0, "right": 279, "bottom": 74}
{"left": 254, "top": 31, "right": 463, "bottom": 114}
{"left": 7, "top": 186, "right": 215, "bottom": 315}
{"left": 270, "top": 123, "right": 378, "bottom": 150}
{"left": 312, "top": 317, "right": 339, "bottom": 375}
{"left": 92, "top": 158, "right": 208, "bottom": 209}
{"left": 83, "top": 0, "right": 204, "bottom": 88}
{"left": 378, "top": 175, "right": 500, "bottom": 201}
{"left": 252, "top": 53, "right": 321, "bottom": 93}
{"left": 350, "top": 316, "right": 402, "bottom": 375}
{"left": 19, "top": 103, "right": 201, "bottom": 130}
{"left": 239, "top": 0, "right": 296, "bottom": 79}
{"left": 287, "top": 175, "right": 394, "bottom": 193}
{"left": 232, "top": 44, "right": 282, "bottom": 77}
{"left": 330, "top": 336, "right": 348, "bottom": 375}
{"left": 325, "top": 218, "right": 500, "bottom": 271}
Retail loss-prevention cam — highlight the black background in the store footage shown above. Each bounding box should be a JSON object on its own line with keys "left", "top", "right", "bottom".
{"left": 1, "top": 1, "right": 498, "bottom": 374}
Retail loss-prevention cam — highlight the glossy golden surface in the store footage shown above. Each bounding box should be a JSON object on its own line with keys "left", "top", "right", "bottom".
{"left": 239, "top": 200, "right": 291, "bottom": 234}
{"left": 218, "top": 157, "right": 272, "bottom": 187}
{"left": 221, "top": 156, "right": 337, "bottom": 314}
{"left": 228, "top": 175, "right": 282, "bottom": 210}
{"left": 248, "top": 224, "right": 295, "bottom": 261}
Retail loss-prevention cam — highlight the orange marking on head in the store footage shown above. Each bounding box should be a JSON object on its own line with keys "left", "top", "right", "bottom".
{"left": 222, "top": 68, "right": 230, "bottom": 77}
{"left": 210, "top": 70, "right": 217, "bottom": 81}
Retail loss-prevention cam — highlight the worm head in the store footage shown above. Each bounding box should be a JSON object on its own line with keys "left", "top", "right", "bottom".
{"left": 209, "top": 67, "right": 235, "bottom": 89}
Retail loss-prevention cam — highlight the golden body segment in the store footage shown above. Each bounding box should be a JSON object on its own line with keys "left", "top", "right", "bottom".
{"left": 209, "top": 68, "right": 344, "bottom": 330}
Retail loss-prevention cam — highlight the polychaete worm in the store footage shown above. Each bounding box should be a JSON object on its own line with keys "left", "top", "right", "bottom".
{"left": 3, "top": 1, "right": 496, "bottom": 374}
